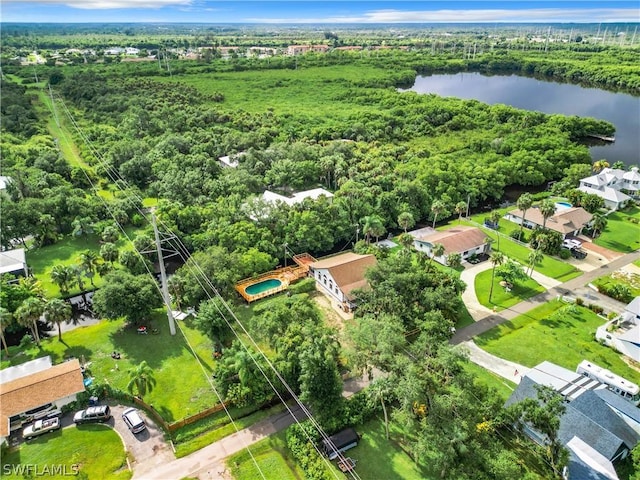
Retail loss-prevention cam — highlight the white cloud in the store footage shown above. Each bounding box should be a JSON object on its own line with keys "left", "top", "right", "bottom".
{"left": 247, "top": 8, "right": 639, "bottom": 24}
{"left": 5, "top": 0, "right": 192, "bottom": 9}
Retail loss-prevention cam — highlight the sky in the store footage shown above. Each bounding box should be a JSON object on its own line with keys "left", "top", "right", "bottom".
{"left": 2, "top": 1, "right": 639, "bottom": 24}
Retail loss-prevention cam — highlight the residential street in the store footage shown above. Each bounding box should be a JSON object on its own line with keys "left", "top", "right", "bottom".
{"left": 451, "top": 249, "right": 640, "bottom": 344}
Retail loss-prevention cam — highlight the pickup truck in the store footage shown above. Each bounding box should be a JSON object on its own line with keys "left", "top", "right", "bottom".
{"left": 22, "top": 417, "right": 60, "bottom": 440}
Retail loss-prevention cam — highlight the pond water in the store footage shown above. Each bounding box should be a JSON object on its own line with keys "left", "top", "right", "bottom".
{"left": 402, "top": 72, "right": 640, "bottom": 166}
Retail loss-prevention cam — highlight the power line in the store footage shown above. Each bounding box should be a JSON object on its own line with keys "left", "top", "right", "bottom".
{"left": 53, "top": 92, "right": 360, "bottom": 479}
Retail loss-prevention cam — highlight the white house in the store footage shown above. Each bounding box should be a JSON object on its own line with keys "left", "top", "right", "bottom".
{"left": 578, "top": 167, "right": 639, "bottom": 210}
{"left": 0, "top": 176, "right": 12, "bottom": 190}
{"left": 0, "top": 357, "right": 85, "bottom": 444}
{"left": 505, "top": 206, "right": 593, "bottom": 239}
{"left": 309, "top": 252, "right": 377, "bottom": 311}
{"left": 0, "top": 248, "right": 29, "bottom": 280}
{"left": 410, "top": 226, "right": 489, "bottom": 265}
{"left": 218, "top": 151, "right": 246, "bottom": 168}
{"left": 596, "top": 296, "right": 640, "bottom": 362}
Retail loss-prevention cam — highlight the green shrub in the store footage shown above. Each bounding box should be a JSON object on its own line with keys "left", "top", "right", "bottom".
{"left": 509, "top": 230, "right": 527, "bottom": 242}
{"left": 286, "top": 422, "right": 332, "bottom": 480}
{"left": 588, "top": 304, "right": 604, "bottom": 315}
{"left": 575, "top": 297, "right": 584, "bottom": 306}
{"left": 559, "top": 248, "right": 571, "bottom": 259}
{"left": 19, "top": 334, "right": 33, "bottom": 349}
{"left": 288, "top": 277, "right": 316, "bottom": 295}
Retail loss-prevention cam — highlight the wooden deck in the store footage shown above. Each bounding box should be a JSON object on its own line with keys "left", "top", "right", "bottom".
{"left": 235, "top": 253, "right": 316, "bottom": 303}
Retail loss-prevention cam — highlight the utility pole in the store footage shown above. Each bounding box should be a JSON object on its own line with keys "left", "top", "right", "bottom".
{"left": 151, "top": 213, "right": 176, "bottom": 336}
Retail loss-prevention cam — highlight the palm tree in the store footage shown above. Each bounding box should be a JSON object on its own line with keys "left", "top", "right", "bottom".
{"left": 431, "top": 243, "right": 445, "bottom": 268}
{"left": 44, "top": 298, "right": 72, "bottom": 342}
{"left": 516, "top": 193, "right": 534, "bottom": 241}
{"left": 100, "top": 242, "right": 119, "bottom": 265}
{"left": 591, "top": 213, "right": 608, "bottom": 238}
{"left": 0, "top": 307, "right": 13, "bottom": 357}
{"left": 612, "top": 161, "right": 626, "bottom": 170}
{"left": 101, "top": 225, "right": 120, "bottom": 244}
{"left": 488, "top": 251, "right": 505, "bottom": 303}
{"left": 455, "top": 201, "right": 467, "bottom": 223}
{"left": 15, "top": 297, "right": 45, "bottom": 346}
{"left": 396, "top": 232, "right": 414, "bottom": 255}
{"left": 127, "top": 361, "right": 157, "bottom": 399}
{"left": 361, "top": 215, "right": 385, "bottom": 243}
{"left": 397, "top": 211, "right": 415, "bottom": 233}
{"left": 527, "top": 248, "right": 544, "bottom": 277}
{"left": 539, "top": 199, "right": 557, "bottom": 230}
{"left": 592, "top": 159, "right": 610, "bottom": 173}
{"left": 446, "top": 252, "right": 462, "bottom": 269}
{"left": 431, "top": 200, "right": 446, "bottom": 229}
{"left": 50, "top": 264, "right": 75, "bottom": 296}
{"left": 79, "top": 250, "right": 100, "bottom": 287}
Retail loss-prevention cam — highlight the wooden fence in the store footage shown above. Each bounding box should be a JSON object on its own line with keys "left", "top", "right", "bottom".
{"left": 132, "top": 397, "right": 227, "bottom": 433}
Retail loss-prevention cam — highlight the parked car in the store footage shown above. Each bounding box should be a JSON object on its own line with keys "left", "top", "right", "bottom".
{"left": 570, "top": 249, "right": 587, "bottom": 260}
{"left": 23, "top": 417, "right": 60, "bottom": 440}
{"left": 562, "top": 238, "right": 582, "bottom": 250}
{"left": 73, "top": 405, "right": 111, "bottom": 424}
{"left": 122, "top": 408, "right": 146, "bottom": 433}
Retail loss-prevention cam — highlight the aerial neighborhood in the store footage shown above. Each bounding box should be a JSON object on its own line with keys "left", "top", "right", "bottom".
{"left": 1, "top": 11, "right": 640, "bottom": 480}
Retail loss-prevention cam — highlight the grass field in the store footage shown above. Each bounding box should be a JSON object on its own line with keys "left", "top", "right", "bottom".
{"left": 1, "top": 424, "right": 130, "bottom": 480}
{"left": 1, "top": 314, "right": 216, "bottom": 422}
{"left": 227, "top": 430, "right": 305, "bottom": 480}
{"left": 25, "top": 228, "right": 144, "bottom": 297}
{"left": 594, "top": 206, "right": 640, "bottom": 253}
{"left": 475, "top": 300, "right": 640, "bottom": 385}
{"left": 474, "top": 268, "right": 545, "bottom": 311}
{"left": 463, "top": 362, "right": 516, "bottom": 401}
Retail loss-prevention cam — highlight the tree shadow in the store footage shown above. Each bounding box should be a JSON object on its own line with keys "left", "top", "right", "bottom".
{"left": 108, "top": 319, "right": 189, "bottom": 370}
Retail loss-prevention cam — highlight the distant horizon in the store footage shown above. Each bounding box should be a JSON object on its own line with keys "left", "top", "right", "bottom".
{"left": 2, "top": 1, "right": 639, "bottom": 24}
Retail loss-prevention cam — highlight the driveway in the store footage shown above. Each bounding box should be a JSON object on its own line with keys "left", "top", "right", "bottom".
{"left": 108, "top": 404, "right": 173, "bottom": 474}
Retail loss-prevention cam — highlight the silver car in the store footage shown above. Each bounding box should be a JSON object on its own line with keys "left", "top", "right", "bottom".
{"left": 122, "top": 408, "right": 146, "bottom": 433}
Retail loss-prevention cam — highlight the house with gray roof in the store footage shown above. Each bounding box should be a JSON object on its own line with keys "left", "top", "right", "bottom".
{"left": 578, "top": 167, "right": 639, "bottom": 210}
{"left": 506, "top": 361, "right": 639, "bottom": 480}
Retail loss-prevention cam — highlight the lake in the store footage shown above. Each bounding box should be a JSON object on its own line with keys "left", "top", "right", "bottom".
{"left": 403, "top": 73, "right": 640, "bottom": 166}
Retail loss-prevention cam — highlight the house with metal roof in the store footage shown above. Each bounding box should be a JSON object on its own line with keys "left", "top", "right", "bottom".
{"left": 309, "top": 252, "right": 377, "bottom": 312}
{"left": 506, "top": 361, "right": 640, "bottom": 480}
{"left": 0, "top": 248, "right": 29, "bottom": 280}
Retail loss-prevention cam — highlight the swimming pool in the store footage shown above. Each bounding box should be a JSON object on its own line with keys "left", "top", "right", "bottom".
{"left": 244, "top": 278, "right": 283, "bottom": 296}
{"left": 555, "top": 201, "right": 572, "bottom": 210}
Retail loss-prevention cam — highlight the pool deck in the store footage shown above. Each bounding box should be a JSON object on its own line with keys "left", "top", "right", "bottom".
{"left": 235, "top": 253, "right": 317, "bottom": 303}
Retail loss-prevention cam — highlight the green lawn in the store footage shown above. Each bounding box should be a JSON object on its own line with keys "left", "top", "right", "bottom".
{"left": 1, "top": 314, "right": 216, "bottom": 422}
{"left": 594, "top": 206, "right": 640, "bottom": 253}
{"left": 476, "top": 300, "right": 640, "bottom": 385}
{"left": 474, "top": 269, "right": 546, "bottom": 311}
{"left": 175, "top": 404, "right": 286, "bottom": 458}
{"left": 1, "top": 424, "right": 130, "bottom": 480}
{"left": 463, "top": 362, "right": 516, "bottom": 401}
{"left": 26, "top": 229, "right": 145, "bottom": 297}
{"left": 228, "top": 430, "right": 305, "bottom": 480}
{"left": 341, "top": 416, "right": 431, "bottom": 480}
{"left": 593, "top": 271, "right": 640, "bottom": 299}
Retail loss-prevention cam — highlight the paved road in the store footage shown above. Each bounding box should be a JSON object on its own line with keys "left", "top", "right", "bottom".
{"left": 132, "top": 372, "right": 375, "bottom": 480}
{"left": 451, "top": 249, "right": 640, "bottom": 344}
{"left": 458, "top": 341, "right": 526, "bottom": 385}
